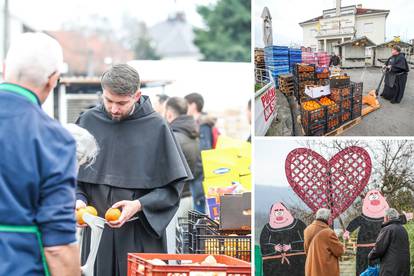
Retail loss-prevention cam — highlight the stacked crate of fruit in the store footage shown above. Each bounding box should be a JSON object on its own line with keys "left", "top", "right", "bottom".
{"left": 288, "top": 48, "right": 302, "bottom": 73}
{"left": 330, "top": 75, "right": 352, "bottom": 125}
{"left": 351, "top": 82, "right": 363, "bottom": 119}
{"left": 316, "top": 51, "right": 330, "bottom": 67}
{"left": 319, "top": 96, "right": 341, "bottom": 133}
{"left": 255, "top": 48, "right": 268, "bottom": 82}
{"left": 188, "top": 210, "right": 251, "bottom": 262}
{"left": 315, "top": 66, "right": 330, "bottom": 80}
{"left": 301, "top": 99, "right": 326, "bottom": 136}
{"left": 264, "top": 46, "right": 290, "bottom": 88}
{"left": 293, "top": 63, "right": 316, "bottom": 104}
{"left": 278, "top": 74, "right": 294, "bottom": 95}
{"left": 302, "top": 51, "right": 317, "bottom": 65}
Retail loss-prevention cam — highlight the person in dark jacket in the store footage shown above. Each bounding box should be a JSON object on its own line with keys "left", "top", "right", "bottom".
{"left": 368, "top": 208, "right": 410, "bottom": 276}
{"left": 330, "top": 53, "right": 341, "bottom": 67}
{"left": 381, "top": 45, "right": 410, "bottom": 103}
{"left": 165, "top": 96, "right": 201, "bottom": 198}
{"left": 185, "top": 93, "right": 215, "bottom": 213}
{"left": 164, "top": 97, "right": 201, "bottom": 252}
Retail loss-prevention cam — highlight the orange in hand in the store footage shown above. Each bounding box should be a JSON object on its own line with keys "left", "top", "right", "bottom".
{"left": 105, "top": 208, "right": 121, "bottom": 222}
{"left": 76, "top": 206, "right": 98, "bottom": 225}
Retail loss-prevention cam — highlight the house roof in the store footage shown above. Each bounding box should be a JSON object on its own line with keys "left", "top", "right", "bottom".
{"left": 47, "top": 31, "right": 134, "bottom": 76}
{"left": 149, "top": 12, "right": 201, "bottom": 59}
{"left": 335, "top": 36, "right": 376, "bottom": 47}
{"left": 299, "top": 6, "right": 389, "bottom": 25}
{"left": 373, "top": 39, "right": 413, "bottom": 49}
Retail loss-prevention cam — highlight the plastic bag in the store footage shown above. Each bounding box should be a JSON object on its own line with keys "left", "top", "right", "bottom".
{"left": 360, "top": 265, "right": 380, "bottom": 276}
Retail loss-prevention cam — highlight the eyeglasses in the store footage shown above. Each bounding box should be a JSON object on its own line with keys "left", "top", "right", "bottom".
{"left": 48, "top": 70, "right": 61, "bottom": 86}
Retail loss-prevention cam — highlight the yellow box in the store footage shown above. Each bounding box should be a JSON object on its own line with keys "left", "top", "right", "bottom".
{"left": 202, "top": 175, "right": 240, "bottom": 195}
{"left": 201, "top": 148, "right": 240, "bottom": 179}
{"left": 215, "top": 136, "right": 251, "bottom": 176}
{"left": 239, "top": 174, "right": 252, "bottom": 191}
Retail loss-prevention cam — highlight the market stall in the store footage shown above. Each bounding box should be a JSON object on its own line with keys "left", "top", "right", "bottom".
{"left": 335, "top": 36, "right": 375, "bottom": 68}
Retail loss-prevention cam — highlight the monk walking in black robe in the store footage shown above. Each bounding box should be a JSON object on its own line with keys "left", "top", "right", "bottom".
{"left": 76, "top": 64, "right": 192, "bottom": 276}
{"left": 381, "top": 45, "right": 410, "bottom": 104}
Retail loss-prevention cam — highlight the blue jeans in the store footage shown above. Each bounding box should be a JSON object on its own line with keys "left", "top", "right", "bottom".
{"left": 189, "top": 173, "right": 206, "bottom": 213}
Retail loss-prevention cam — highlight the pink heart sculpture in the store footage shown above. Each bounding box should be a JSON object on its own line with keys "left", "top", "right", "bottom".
{"left": 285, "top": 146, "right": 372, "bottom": 221}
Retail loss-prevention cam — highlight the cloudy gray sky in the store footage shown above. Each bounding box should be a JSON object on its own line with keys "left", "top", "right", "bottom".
{"left": 255, "top": 0, "right": 414, "bottom": 47}
{"left": 9, "top": 0, "right": 217, "bottom": 30}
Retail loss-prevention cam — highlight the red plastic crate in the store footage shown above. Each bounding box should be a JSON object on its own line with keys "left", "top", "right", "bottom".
{"left": 127, "top": 253, "right": 251, "bottom": 276}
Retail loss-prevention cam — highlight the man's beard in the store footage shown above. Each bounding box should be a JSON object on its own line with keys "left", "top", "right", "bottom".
{"left": 106, "top": 104, "right": 135, "bottom": 122}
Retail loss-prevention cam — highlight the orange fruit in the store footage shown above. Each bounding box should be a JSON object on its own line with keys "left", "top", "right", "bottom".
{"left": 76, "top": 208, "right": 87, "bottom": 225}
{"left": 105, "top": 208, "right": 121, "bottom": 222}
{"left": 76, "top": 206, "right": 98, "bottom": 225}
{"left": 85, "top": 206, "right": 98, "bottom": 216}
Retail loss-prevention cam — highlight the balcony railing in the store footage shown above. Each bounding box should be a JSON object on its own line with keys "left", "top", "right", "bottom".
{"left": 316, "top": 27, "right": 355, "bottom": 37}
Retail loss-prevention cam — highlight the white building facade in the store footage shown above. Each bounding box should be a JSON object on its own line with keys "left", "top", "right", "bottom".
{"left": 299, "top": 3, "right": 389, "bottom": 53}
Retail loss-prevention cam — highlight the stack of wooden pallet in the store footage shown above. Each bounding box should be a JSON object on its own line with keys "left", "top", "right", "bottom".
{"left": 278, "top": 74, "right": 294, "bottom": 95}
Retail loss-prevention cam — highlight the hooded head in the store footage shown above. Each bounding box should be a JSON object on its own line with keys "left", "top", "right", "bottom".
{"left": 269, "top": 202, "right": 294, "bottom": 228}
{"left": 362, "top": 189, "right": 389, "bottom": 218}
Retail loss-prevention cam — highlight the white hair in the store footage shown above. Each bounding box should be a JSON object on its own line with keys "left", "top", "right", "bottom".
{"left": 64, "top": 124, "right": 99, "bottom": 167}
{"left": 316, "top": 208, "right": 331, "bottom": 221}
{"left": 385, "top": 208, "right": 399, "bottom": 220}
{"left": 5, "top": 32, "right": 63, "bottom": 87}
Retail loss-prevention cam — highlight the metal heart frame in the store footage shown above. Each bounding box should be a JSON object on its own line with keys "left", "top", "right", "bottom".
{"left": 285, "top": 146, "right": 372, "bottom": 221}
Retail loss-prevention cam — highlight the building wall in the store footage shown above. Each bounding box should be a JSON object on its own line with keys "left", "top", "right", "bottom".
{"left": 302, "top": 23, "right": 318, "bottom": 50}
{"left": 355, "top": 14, "right": 387, "bottom": 45}
{"left": 342, "top": 45, "right": 366, "bottom": 67}
{"left": 301, "top": 10, "right": 387, "bottom": 52}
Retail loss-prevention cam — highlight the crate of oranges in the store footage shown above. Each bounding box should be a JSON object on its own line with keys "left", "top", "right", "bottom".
{"left": 301, "top": 100, "right": 326, "bottom": 136}
{"left": 330, "top": 87, "right": 351, "bottom": 102}
{"left": 330, "top": 75, "right": 350, "bottom": 88}
{"left": 326, "top": 115, "right": 340, "bottom": 132}
{"left": 319, "top": 97, "right": 340, "bottom": 116}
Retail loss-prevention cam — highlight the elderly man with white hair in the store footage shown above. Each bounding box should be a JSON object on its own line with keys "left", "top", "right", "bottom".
{"left": 368, "top": 208, "right": 410, "bottom": 276}
{"left": 304, "top": 208, "right": 344, "bottom": 276}
{"left": 0, "top": 32, "right": 80, "bottom": 276}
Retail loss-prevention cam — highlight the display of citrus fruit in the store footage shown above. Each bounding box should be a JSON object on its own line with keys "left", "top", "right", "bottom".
{"left": 105, "top": 208, "right": 121, "bottom": 222}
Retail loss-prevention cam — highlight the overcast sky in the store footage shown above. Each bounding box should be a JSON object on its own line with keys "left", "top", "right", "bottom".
{"left": 9, "top": 0, "right": 217, "bottom": 30}
{"left": 254, "top": 0, "right": 414, "bottom": 47}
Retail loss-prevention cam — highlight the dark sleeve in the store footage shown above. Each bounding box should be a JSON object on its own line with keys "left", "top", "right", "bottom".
{"left": 36, "top": 133, "right": 78, "bottom": 247}
{"left": 199, "top": 124, "right": 213, "bottom": 150}
{"left": 368, "top": 228, "right": 391, "bottom": 261}
{"left": 346, "top": 216, "right": 362, "bottom": 232}
{"left": 391, "top": 56, "right": 409, "bottom": 73}
{"left": 260, "top": 225, "right": 276, "bottom": 256}
{"left": 76, "top": 181, "right": 89, "bottom": 204}
{"left": 137, "top": 180, "right": 184, "bottom": 238}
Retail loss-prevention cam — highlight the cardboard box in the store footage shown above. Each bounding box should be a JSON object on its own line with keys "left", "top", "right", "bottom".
{"left": 219, "top": 193, "right": 251, "bottom": 231}
{"left": 305, "top": 84, "right": 330, "bottom": 98}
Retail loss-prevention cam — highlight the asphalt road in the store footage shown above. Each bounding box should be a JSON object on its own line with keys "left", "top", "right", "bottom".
{"left": 342, "top": 67, "right": 414, "bottom": 136}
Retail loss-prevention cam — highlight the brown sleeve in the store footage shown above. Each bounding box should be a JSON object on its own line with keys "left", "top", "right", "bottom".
{"left": 304, "top": 228, "right": 311, "bottom": 254}
{"left": 328, "top": 230, "right": 345, "bottom": 258}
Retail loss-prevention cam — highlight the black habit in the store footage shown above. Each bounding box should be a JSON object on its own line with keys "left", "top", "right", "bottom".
{"left": 346, "top": 214, "right": 407, "bottom": 276}
{"left": 260, "top": 219, "right": 306, "bottom": 276}
{"left": 381, "top": 53, "right": 410, "bottom": 103}
{"left": 76, "top": 96, "right": 192, "bottom": 276}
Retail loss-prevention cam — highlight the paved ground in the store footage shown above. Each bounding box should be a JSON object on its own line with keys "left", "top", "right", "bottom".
{"left": 342, "top": 67, "right": 414, "bottom": 136}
